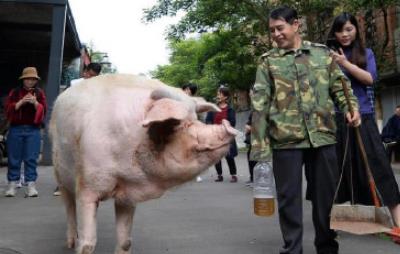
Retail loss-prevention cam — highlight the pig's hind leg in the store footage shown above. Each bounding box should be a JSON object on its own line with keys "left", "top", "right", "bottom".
{"left": 76, "top": 188, "right": 99, "bottom": 254}
{"left": 114, "top": 201, "right": 136, "bottom": 254}
{"left": 61, "top": 187, "right": 78, "bottom": 249}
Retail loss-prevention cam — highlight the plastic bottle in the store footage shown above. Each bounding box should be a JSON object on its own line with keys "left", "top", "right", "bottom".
{"left": 253, "top": 162, "right": 275, "bottom": 216}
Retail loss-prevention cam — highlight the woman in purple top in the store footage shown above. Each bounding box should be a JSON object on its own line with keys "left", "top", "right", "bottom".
{"left": 328, "top": 12, "right": 400, "bottom": 226}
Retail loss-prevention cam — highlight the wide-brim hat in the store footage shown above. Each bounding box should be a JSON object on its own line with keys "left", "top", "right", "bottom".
{"left": 19, "top": 67, "right": 41, "bottom": 80}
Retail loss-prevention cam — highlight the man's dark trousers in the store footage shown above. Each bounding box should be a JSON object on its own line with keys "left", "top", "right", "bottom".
{"left": 273, "top": 145, "right": 339, "bottom": 254}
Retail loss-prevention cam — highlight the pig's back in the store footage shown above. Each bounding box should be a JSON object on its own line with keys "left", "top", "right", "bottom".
{"left": 52, "top": 74, "right": 160, "bottom": 141}
{"left": 50, "top": 74, "right": 174, "bottom": 192}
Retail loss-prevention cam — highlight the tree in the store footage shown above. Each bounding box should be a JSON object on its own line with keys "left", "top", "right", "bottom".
{"left": 144, "top": 0, "right": 398, "bottom": 60}
{"left": 151, "top": 30, "right": 257, "bottom": 100}
{"left": 143, "top": 0, "right": 270, "bottom": 40}
{"left": 143, "top": 0, "right": 347, "bottom": 48}
{"left": 143, "top": 0, "right": 277, "bottom": 58}
{"left": 144, "top": 1, "right": 277, "bottom": 99}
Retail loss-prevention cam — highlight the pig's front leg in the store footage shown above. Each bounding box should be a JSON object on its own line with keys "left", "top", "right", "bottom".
{"left": 76, "top": 189, "right": 99, "bottom": 254}
{"left": 114, "top": 201, "right": 136, "bottom": 254}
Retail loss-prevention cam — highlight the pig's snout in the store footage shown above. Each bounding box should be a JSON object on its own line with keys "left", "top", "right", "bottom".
{"left": 195, "top": 121, "right": 237, "bottom": 152}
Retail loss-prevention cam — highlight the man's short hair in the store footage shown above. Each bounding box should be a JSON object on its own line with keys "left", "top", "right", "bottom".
{"left": 86, "top": 63, "right": 102, "bottom": 75}
{"left": 270, "top": 5, "right": 298, "bottom": 24}
{"left": 182, "top": 83, "right": 198, "bottom": 95}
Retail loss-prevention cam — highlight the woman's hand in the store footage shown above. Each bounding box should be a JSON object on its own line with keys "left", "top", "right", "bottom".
{"left": 16, "top": 94, "right": 31, "bottom": 109}
{"left": 331, "top": 48, "right": 374, "bottom": 85}
{"left": 330, "top": 48, "right": 348, "bottom": 66}
{"left": 16, "top": 94, "right": 39, "bottom": 110}
{"left": 27, "top": 95, "right": 39, "bottom": 108}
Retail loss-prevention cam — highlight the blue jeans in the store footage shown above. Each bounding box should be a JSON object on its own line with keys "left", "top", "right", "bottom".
{"left": 7, "top": 125, "right": 41, "bottom": 182}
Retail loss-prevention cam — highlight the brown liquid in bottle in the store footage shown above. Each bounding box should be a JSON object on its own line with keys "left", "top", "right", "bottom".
{"left": 254, "top": 197, "right": 274, "bottom": 216}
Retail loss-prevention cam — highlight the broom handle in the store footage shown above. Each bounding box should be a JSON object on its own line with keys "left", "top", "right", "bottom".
{"left": 340, "top": 77, "right": 381, "bottom": 207}
{"left": 354, "top": 129, "right": 381, "bottom": 207}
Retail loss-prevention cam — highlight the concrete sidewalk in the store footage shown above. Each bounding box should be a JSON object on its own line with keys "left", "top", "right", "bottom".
{"left": 0, "top": 153, "right": 399, "bottom": 254}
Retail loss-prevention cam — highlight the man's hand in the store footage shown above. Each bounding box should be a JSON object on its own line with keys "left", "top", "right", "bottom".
{"left": 346, "top": 111, "right": 361, "bottom": 127}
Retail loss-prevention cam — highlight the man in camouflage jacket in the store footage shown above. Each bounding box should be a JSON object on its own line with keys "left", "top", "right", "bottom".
{"left": 250, "top": 6, "right": 360, "bottom": 254}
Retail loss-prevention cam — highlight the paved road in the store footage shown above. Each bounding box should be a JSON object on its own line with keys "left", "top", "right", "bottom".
{"left": 0, "top": 153, "right": 399, "bottom": 254}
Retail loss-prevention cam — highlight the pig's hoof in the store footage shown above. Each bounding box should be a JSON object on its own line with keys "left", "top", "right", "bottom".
{"left": 121, "top": 240, "right": 131, "bottom": 251}
{"left": 80, "top": 245, "right": 95, "bottom": 254}
{"left": 66, "top": 237, "right": 75, "bottom": 249}
{"left": 114, "top": 240, "right": 132, "bottom": 254}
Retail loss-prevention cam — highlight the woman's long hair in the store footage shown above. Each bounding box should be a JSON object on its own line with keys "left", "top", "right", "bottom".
{"left": 327, "top": 12, "right": 366, "bottom": 69}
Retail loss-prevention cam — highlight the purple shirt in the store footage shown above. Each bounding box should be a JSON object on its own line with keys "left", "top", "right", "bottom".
{"left": 341, "top": 48, "right": 377, "bottom": 114}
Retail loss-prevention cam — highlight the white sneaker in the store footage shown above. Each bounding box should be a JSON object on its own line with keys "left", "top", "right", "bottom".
{"left": 26, "top": 182, "right": 38, "bottom": 197}
{"left": 16, "top": 181, "right": 22, "bottom": 188}
{"left": 5, "top": 181, "right": 18, "bottom": 197}
{"left": 53, "top": 186, "right": 61, "bottom": 196}
{"left": 196, "top": 176, "right": 203, "bottom": 182}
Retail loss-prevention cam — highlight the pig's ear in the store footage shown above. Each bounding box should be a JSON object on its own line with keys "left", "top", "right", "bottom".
{"left": 142, "top": 98, "right": 189, "bottom": 127}
{"left": 142, "top": 98, "right": 188, "bottom": 150}
{"left": 192, "top": 97, "right": 220, "bottom": 113}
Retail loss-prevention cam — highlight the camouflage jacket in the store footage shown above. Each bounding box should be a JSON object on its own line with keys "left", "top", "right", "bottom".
{"left": 250, "top": 40, "right": 359, "bottom": 161}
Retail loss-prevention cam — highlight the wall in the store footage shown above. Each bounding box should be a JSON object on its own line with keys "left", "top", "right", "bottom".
{"left": 381, "top": 86, "right": 400, "bottom": 126}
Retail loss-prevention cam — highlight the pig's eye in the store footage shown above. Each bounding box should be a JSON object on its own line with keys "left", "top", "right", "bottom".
{"left": 183, "top": 121, "right": 193, "bottom": 128}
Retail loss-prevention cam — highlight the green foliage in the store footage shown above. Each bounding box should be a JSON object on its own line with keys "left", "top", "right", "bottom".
{"left": 143, "top": 0, "right": 271, "bottom": 41}
{"left": 151, "top": 30, "right": 256, "bottom": 99}
{"left": 150, "top": 38, "right": 201, "bottom": 87}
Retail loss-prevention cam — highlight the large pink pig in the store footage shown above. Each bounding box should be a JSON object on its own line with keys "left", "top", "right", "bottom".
{"left": 49, "top": 74, "right": 237, "bottom": 254}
